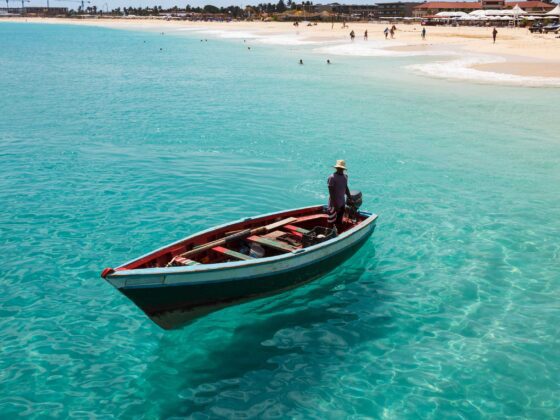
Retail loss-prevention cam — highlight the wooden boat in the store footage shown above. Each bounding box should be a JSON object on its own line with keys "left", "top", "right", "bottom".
{"left": 101, "top": 204, "right": 378, "bottom": 329}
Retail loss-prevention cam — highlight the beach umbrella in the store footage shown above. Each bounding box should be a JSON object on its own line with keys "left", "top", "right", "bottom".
{"left": 486, "top": 9, "right": 505, "bottom": 16}
{"left": 545, "top": 4, "right": 560, "bottom": 16}
{"left": 435, "top": 11, "right": 468, "bottom": 18}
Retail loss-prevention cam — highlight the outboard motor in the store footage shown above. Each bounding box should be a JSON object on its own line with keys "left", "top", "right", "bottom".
{"left": 346, "top": 190, "right": 363, "bottom": 222}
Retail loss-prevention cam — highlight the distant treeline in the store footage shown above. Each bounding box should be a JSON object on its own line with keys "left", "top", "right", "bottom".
{"left": 73, "top": 1, "right": 317, "bottom": 17}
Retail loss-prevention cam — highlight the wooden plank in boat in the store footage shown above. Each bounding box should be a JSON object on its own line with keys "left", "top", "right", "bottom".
{"left": 293, "top": 214, "right": 328, "bottom": 224}
{"left": 183, "top": 218, "right": 297, "bottom": 258}
{"left": 265, "top": 217, "right": 298, "bottom": 231}
{"left": 247, "top": 235, "right": 298, "bottom": 253}
{"left": 175, "top": 257, "right": 200, "bottom": 266}
{"left": 263, "top": 230, "right": 287, "bottom": 240}
{"left": 283, "top": 230, "right": 303, "bottom": 239}
{"left": 212, "top": 246, "right": 254, "bottom": 261}
{"left": 284, "top": 224, "right": 310, "bottom": 234}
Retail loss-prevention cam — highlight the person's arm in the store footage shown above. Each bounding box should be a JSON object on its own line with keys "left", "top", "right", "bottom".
{"left": 328, "top": 176, "right": 336, "bottom": 206}
{"left": 345, "top": 176, "right": 352, "bottom": 203}
{"left": 345, "top": 186, "right": 353, "bottom": 204}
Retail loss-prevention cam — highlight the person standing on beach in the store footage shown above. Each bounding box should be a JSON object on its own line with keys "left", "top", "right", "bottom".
{"left": 492, "top": 27, "right": 498, "bottom": 43}
{"left": 328, "top": 160, "right": 352, "bottom": 233}
{"left": 390, "top": 27, "right": 395, "bottom": 39}
{"left": 350, "top": 30, "right": 355, "bottom": 41}
{"left": 384, "top": 27, "right": 389, "bottom": 39}
{"left": 364, "top": 30, "right": 368, "bottom": 40}
{"left": 422, "top": 27, "right": 426, "bottom": 40}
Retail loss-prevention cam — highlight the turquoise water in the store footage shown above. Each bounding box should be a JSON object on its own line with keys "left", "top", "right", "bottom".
{"left": 1, "top": 22, "right": 559, "bottom": 418}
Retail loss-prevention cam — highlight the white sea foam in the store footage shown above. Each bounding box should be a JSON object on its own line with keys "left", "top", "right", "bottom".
{"left": 255, "top": 35, "right": 320, "bottom": 46}
{"left": 173, "top": 28, "right": 205, "bottom": 32}
{"left": 314, "top": 41, "right": 457, "bottom": 58}
{"left": 199, "top": 29, "right": 321, "bottom": 45}
{"left": 198, "top": 29, "right": 261, "bottom": 39}
{"left": 408, "top": 56, "right": 560, "bottom": 87}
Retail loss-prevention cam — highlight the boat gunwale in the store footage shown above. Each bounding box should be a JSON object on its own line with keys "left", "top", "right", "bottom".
{"left": 108, "top": 205, "right": 377, "bottom": 279}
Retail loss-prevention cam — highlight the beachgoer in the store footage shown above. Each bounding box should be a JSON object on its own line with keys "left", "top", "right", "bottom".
{"left": 350, "top": 30, "right": 355, "bottom": 41}
{"left": 364, "top": 30, "right": 368, "bottom": 40}
{"left": 328, "top": 160, "right": 352, "bottom": 233}
{"left": 299, "top": 59, "right": 303, "bottom": 65}
{"left": 422, "top": 27, "right": 426, "bottom": 40}
{"left": 390, "top": 27, "right": 395, "bottom": 39}
{"left": 384, "top": 27, "right": 389, "bottom": 39}
{"left": 493, "top": 27, "right": 498, "bottom": 43}
{"left": 327, "top": 59, "right": 331, "bottom": 64}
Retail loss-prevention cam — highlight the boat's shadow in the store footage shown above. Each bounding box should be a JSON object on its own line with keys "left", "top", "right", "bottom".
{"left": 130, "top": 246, "right": 385, "bottom": 417}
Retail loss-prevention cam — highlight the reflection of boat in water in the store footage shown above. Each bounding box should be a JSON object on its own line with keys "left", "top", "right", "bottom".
{"left": 101, "top": 201, "right": 378, "bottom": 330}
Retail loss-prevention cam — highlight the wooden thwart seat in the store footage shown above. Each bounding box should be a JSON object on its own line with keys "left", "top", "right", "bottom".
{"left": 212, "top": 246, "right": 254, "bottom": 261}
{"left": 284, "top": 224, "right": 310, "bottom": 235}
{"left": 247, "top": 235, "right": 298, "bottom": 253}
{"left": 180, "top": 217, "right": 298, "bottom": 259}
{"left": 263, "top": 230, "right": 288, "bottom": 240}
{"left": 293, "top": 214, "right": 329, "bottom": 224}
{"left": 174, "top": 256, "right": 200, "bottom": 266}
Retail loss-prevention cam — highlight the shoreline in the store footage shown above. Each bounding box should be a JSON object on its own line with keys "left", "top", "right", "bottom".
{"left": 2, "top": 17, "right": 560, "bottom": 85}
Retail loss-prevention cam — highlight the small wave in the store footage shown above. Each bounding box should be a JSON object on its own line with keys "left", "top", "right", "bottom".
{"left": 198, "top": 29, "right": 261, "bottom": 39}
{"left": 256, "top": 35, "right": 319, "bottom": 46}
{"left": 172, "top": 27, "right": 327, "bottom": 46}
{"left": 314, "top": 41, "right": 456, "bottom": 58}
{"left": 408, "top": 56, "right": 560, "bottom": 87}
{"left": 173, "top": 28, "right": 206, "bottom": 32}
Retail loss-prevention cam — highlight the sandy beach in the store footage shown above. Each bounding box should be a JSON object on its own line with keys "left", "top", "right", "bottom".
{"left": 3, "top": 17, "right": 560, "bottom": 84}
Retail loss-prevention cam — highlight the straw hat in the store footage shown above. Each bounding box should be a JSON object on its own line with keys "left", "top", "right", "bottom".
{"left": 333, "top": 160, "right": 347, "bottom": 170}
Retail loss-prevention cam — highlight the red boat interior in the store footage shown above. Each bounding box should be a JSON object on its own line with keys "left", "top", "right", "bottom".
{"left": 118, "top": 206, "right": 367, "bottom": 271}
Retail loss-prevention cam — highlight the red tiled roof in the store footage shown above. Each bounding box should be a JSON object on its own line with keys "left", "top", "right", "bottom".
{"left": 414, "top": 2, "right": 481, "bottom": 10}
{"left": 505, "top": 1, "right": 555, "bottom": 9}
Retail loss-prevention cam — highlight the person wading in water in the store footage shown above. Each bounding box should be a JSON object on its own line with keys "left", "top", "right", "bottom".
{"left": 328, "top": 160, "right": 352, "bottom": 233}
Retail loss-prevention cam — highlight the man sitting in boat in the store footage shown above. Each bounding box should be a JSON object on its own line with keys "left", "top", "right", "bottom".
{"left": 328, "top": 160, "right": 352, "bottom": 232}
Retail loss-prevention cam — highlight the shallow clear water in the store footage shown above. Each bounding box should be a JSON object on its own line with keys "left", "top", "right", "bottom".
{"left": 1, "top": 23, "right": 559, "bottom": 418}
